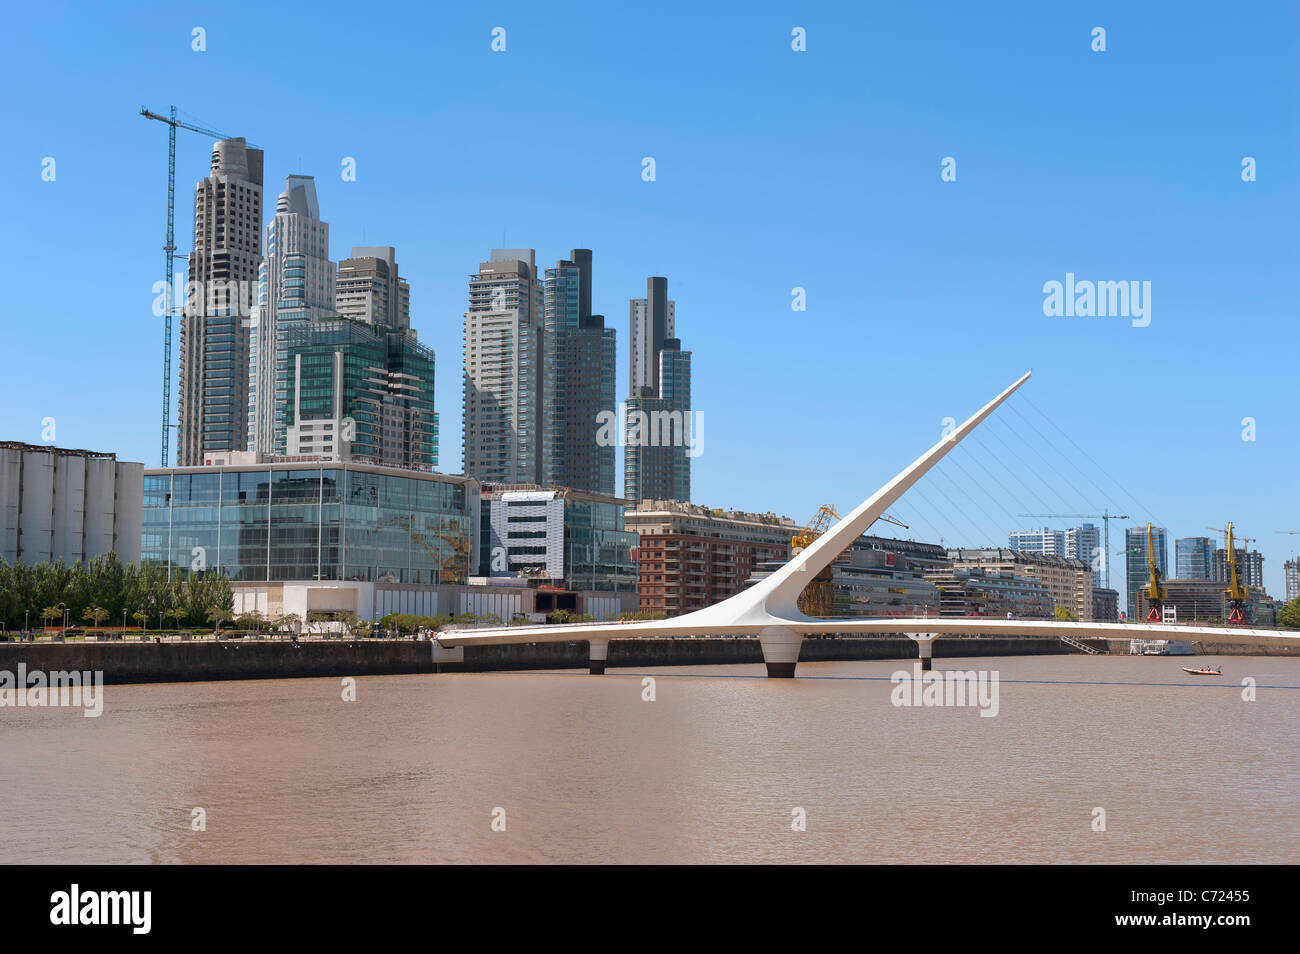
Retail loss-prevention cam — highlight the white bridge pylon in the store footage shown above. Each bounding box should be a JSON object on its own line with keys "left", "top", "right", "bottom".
{"left": 438, "top": 371, "right": 1298, "bottom": 676}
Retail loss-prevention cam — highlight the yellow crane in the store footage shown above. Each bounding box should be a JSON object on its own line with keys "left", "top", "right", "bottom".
{"left": 1208, "top": 523, "right": 1249, "bottom": 625}
{"left": 1143, "top": 522, "right": 1167, "bottom": 622}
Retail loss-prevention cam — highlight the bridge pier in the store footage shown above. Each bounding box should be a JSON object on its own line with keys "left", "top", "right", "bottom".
{"left": 759, "top": 626, "right": 802, "bottom": 678}
{"left": 588, "top": 638, "right": 608, "bottom": 675}
{"left": 906, "top": 633, "right": 938, "bottom": 672}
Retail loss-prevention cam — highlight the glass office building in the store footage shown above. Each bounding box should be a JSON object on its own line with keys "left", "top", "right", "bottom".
{"left": 142, "top": 463, "right": 476, "bottom": 584}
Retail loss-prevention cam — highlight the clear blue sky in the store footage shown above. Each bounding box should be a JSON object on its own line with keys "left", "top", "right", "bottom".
{"left": 2, "top": 1, "right": 1297, "bottom": 604}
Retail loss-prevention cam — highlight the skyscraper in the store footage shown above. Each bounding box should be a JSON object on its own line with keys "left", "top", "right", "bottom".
{"left": 543, "top": 250, "right": 615, "bottom": 496}
{"left": 335, "top": 246, "right": 410, "bottom": 330}
{"left": 178, "top": 138, "right": 263, "bottom": 466}
{"left": 1175, "top": 536, "right": 1214, "bottom": 580}
{"left": 1065, "top": 523, "right": 1103, "bottom": 587}
{"left": 1214, "top": 547, "right": 1265, "bottom": 589}
{"left": 284, "top": 317, "right": 437, "bottom": 470}
{"left": 1125, "top": 525, "right": 1168, "bottom": 620}
{"left": 624, "top": 277, "right": 691, "bottom": 503}
{"left": 462, "top": 250, "right": 545, "bottom": 484}
{"left": 248, "top": 175, "right": 335, "bottom": 457}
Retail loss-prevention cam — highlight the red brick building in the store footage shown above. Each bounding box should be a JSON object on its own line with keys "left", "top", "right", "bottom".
{"left": 624, "top": 501, "right": 795, "bottom": 616}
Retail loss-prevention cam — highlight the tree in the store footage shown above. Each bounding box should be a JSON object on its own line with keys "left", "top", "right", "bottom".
{"left": 40, "top": 605, "right": 61, "bottom": 629}
{"left": 131, "top": 611, "right": 148, "bottom": 633}
{"left": 1054, "top": 605, "right": 1078, "bottom": 622}
{"left": 1279, "top": 597, "right": 1300, "bottom": 630}
{"left": 166, "top": 606, "right": 186, "bottom": 629}
{"left": 206, "top": 605, "right": 231, "bottom": 635}
{"left": 275, "top": 613, "right": 302, "bottom": 637}
{"left": 82, "top": 605, "right": 110, "bottom": 629}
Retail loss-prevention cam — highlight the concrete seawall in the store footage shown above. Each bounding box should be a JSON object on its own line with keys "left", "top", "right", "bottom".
{"left": 3, "top": 634, "right": 1291, "bottom": 686}
{"left": 0, "top": 635, "right": 1095, "bottom": 686}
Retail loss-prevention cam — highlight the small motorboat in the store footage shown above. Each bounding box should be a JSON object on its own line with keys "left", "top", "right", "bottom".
{"left": 1181, "top": 665, "right": 1222, "bottom": 676}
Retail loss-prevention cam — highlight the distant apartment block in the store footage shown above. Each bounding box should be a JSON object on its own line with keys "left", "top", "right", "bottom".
{"left": 462, "top": 250, "right": 545, "bottom": 485}
{"left": 1008, "top": 528, "right": 1065, "bottom": 557}
{"left": 1285, "top": 559, "right": 1298, "bottom": 602}
{"left": 1214, "top": 547, "right": 1265, "bottom": 590}
{"left": 0, "top": 442, "right": 142, "bottom": 565}
{"left": 335, "top": 246, "right": 410, "bottom": 330}
{"left": 627, "top": 501, "right": 795, "bottom": 616}
{"left": 543, "top": 250, "right": 616, "bottom": 496}
{"left": 949, "top": 547, "right": 1094, "bottom": 619}
{"left": 625, "top": 277, "right": 691, "bottom": 504}
{"left": 1092, "top": 587, "right": 1119, "bottom": 621}
{"left": 1064, "top": 524, "right": 1102, "bottom": 586}
{"left": 178, "top": 137, "right": 263, "bottom": 466}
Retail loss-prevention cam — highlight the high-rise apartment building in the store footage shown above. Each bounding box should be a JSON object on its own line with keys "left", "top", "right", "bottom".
{"left": 248, "top": 175, "right": 335, "bottom": 457}
{"left": 335, "top": 246, "right": 410, "bottom": 330}
{"left": 284, "top": 317, "right": 437, "bottom": 470}
{"left": 178, "top": 138, "right": 264, "bottom": 466}
{"left": 1285, "top": 559, "right": 1298, "bottom": 602}
{"left": 1175, "top": 536, "right": 1215, "bottom": 580}
{"left": 463, "top": 250, "right": 545, "bottom": 485}
{"left": 1214, "top": 547, "right": 1265, "bottom": 590}
{"left": 1008, "top": 528, "right": 1065, "bottom": 557}
{"left": 1064, "top": 523, "right": 1102, "bottom": 586}
{"left": 542, "top": 251, "right": 616, "bottom": 496}
{"left": 624, "top": 277, "right": 691, "bottom": 504}
{"left": 1125, "top": 525, "right": 1168, "bottom": 620}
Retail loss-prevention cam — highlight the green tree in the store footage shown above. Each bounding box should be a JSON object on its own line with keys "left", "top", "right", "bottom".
{"left": 1054, "top": 605, "right": 1078, "bottom": 622}
{"left": 82, "top": 605, "right": 110, "bottom": 629}
{"left": 1279, "top": 597, "right": 1300, "bottom": 630}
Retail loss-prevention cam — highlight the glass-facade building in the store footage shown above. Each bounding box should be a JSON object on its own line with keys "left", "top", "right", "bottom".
{"left": 285, "top": 318, "right": 438, "bottom": 470}
{"left": 1125, "top": 525, "right": 1168, "bottom": 620}
{"left": 142, "top": 464, "right": 476, "bottom": 584}
{"left": 1175, "top": 536, "right": 1214, "bottom": 580}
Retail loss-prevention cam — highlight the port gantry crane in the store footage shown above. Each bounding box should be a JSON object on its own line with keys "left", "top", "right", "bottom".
{"left": 139, "top": 106, "right": 259, "bottom": 466}
{"left": 1015, "top": 510, "right": 1129, "bottom": 590}
{"left": 1142, "top": 522, "right": 1167, "bottom": 622}
{"left": 1208, "top": 522, "right": 1250, "bottom": 625}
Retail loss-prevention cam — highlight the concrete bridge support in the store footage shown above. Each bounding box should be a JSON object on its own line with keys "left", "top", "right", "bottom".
{"left": 588, "top": 638, "right": 609, "bottom": 675}
{"left": 759, "top": 626, "right": 802, "bottom": 678}
{"left": 907, "top": 633, "right": 938, "bottom": 672}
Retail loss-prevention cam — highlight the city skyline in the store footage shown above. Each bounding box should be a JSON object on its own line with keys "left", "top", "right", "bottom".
{"left": 2, "top": 1, "right": 1296, "bottom": 600}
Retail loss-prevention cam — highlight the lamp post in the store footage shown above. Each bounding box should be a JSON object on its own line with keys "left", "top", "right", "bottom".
{"left": 56, "top": 601, "right": 68, "bottom": 635}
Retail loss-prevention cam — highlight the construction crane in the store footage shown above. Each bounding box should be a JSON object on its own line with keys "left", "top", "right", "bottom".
{"left": 1208, "top": 523, "right": 1249, "bottom": 625}
{"left": 1016, "top": 510, "right": 1129, "bottom": 590}
{"left": 791, "top": 505, "right": 909, "bottom": 617}
{"left": 139, "top": 106, "right": 258, "bottom": 466}
{"left": 1142, "top": 522, "right": 1167, "bottom": 622}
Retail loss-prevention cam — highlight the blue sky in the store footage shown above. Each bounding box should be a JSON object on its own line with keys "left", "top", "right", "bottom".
{"left": 2, "top": 1, "right": 1297, "bottom": 604}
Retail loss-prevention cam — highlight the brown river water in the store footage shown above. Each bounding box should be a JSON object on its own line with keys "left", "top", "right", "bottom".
{"left": 2, "top": 655, "right": 1296, "bottom": 864}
